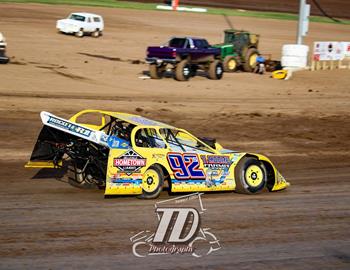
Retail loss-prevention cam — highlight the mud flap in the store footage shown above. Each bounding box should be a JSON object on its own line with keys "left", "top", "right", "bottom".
{"left": 25, "top": 126, "right": 69, "bottom": 168}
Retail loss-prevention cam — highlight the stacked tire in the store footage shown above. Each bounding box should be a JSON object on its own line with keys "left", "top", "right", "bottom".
{"left": 281, "top": 44, "right": 309, "bottom": 68}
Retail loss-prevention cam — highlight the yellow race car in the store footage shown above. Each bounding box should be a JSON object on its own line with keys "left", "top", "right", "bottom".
{"left": 26, "top": 110, "right": 289, "bottom": 198}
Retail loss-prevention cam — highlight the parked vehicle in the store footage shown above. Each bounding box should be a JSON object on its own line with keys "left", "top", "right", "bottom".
{"left": 56, "top": 12, "right": 104, "bottom": 37}
{"left": 213, "top": 29, "right": 260, "bottom": 72}
{"left": 0, "top": 32, "right": 9, "bottom": 64}
{"left": 146, "top": 37, "right": 223, "bottom": 81}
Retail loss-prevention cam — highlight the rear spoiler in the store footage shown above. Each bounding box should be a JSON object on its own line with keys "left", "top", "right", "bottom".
{"left": 40, "top": 111, "right": 110, "bottom": 147}
{"left": 25, "top": 111, "right": 128, "bottom": 169}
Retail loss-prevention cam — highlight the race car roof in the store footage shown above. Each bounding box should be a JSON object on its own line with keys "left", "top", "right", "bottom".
{"left": 102, "top": 111, "right": 175, "bottom": 129}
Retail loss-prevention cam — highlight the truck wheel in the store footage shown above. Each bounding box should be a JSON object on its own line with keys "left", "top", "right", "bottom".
{"left": 234, "top": 157, "right": 267, "bottom": 194}
{"left": 243, "top": 48, "right": 258, "bottom": 72}
{"left": 75, "top": 29, "right": 84, "bottom": 38}
{"left": 223, "top": 56, "right": 238, "bottom": 72}
{"left": 149, "top": 64, "right": 164, "bottom": 79}
{"left": 175, "top": 60, "right": 191, "bottom": 81}
{"left": 138, "top": 165, "right": 164, "bottom": 199}
{"left": 91, "top": 29, "right": 100, "bottom": 38}
{"left": 208, "top": 60, "right": 223, "bottom": 80}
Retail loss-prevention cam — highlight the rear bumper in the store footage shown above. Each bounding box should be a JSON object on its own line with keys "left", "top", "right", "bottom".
{"left": 145, "top": 57, "right": 177, "bottom": 64}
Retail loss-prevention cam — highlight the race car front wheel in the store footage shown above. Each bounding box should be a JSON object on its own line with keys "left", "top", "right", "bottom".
{"left": 138, "top": 165, "right": 164, "bottom": 199}
{"left": 234, "top": 157, "right": 267, "bottom": 194}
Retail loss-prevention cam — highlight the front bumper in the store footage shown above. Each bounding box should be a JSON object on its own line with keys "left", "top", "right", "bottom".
{"left": 57, "top": 25, "right": 79, "bottom": 34}
{"left": 271, "top": 171, "right": 290, "bottom": 191}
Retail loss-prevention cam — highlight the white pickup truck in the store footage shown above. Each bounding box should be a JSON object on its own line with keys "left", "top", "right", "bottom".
{"left": 0, "top": 32, "right": 9, "bottom": 64}
{"left": 56, "top": 12, "right": 104, "bottom": 37}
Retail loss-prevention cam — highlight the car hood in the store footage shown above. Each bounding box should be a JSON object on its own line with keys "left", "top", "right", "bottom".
{"left": 57, "top": 19, "right": 82, "bottom": 26}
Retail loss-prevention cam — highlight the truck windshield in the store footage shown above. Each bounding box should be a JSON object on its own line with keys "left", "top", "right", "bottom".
{"left": 169, "top": 38, "right": 187, "bottom": 48}
{"left": 69, "top": 14, "right": 86, "bottom": 22}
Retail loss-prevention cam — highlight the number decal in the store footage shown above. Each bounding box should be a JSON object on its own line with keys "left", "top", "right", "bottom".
{"left": 167, "top": 153, "right": 205, "bottom": 180}
{"left": 184, "top": 154, "right": 205, "bottom": 179}
{"left": 167, "top": 153, "right": 190, "bottom": 179}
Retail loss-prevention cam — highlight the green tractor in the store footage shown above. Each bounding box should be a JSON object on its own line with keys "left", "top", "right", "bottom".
{"left": 214, "top": 29, "right": 260, "bottom": 72}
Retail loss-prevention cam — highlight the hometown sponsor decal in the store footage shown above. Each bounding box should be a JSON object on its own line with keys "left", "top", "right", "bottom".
{"left": 113, "top": 149, "right": 146, "bottom": 175}
{"left": 130, "top": 193, "right": 221, "bottom": 257}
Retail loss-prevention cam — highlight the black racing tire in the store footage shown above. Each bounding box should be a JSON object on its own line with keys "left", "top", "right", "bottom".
{"left": 223, "top": 56, "right": 238, "bottom": 72}
{"left": 67, "top": 160, "right": 98, "bottom": 189}
{"left": 234, "top": 157, "right": 267, "bottom": 194}
{"left": 243, "top": 48, "right": 259, "bottom": 72}
{"left": 138, "top": 164, "right": 164, "bottom": 199}
{"left": 175, "top": 60, "right": 191, "bottom": 81}
{"left": 149, "top": 64, "right": 164, "bottom": 79}
{"left": 208, "top": 60, "right": 224, "bottom": 80}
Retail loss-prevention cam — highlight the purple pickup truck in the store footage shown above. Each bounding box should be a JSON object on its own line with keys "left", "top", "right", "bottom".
{"left": 146, "top": 37, "right": 223, "bottom": 81}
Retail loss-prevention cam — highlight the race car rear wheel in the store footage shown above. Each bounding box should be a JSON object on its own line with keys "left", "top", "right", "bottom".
{"left": 175, "top": 60, "right": 191, "bottom": 81}
{"left": 138, "top": 165, "right": 164, "bottom": 199}
{"left": 234, "top": 157, "right": 267, "bottom": 194}
{"left": 208, "top": 60, "right": 224, "bottom": 80}
{"left": 67, "top": 160, "right": 99, "bottom": 189}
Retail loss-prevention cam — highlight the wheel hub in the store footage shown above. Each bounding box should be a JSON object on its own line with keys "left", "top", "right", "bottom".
{"left": 142, "top": 169, "right": 159, "bottom": 193}
{"left": 146, "top": 177, "right": 153, "bottom": 185}
{"left": 249, "top": 54, "right": 258, "bottom": 67}
{"left": 245, "top": 165, "right": 263, "bottom": 187}
{"left": 228, "top": 60, "right": 236, "bottom": 70}
{"left": 216, "top": 66, "right": 223, "bottom": 74}
{"left": 183, "top": 67, "right": 190, "bottom": 76}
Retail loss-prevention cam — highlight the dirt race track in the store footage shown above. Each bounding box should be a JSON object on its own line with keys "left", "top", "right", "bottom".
{"left": 0, "top": 3, "right": 350, "bottom": 269}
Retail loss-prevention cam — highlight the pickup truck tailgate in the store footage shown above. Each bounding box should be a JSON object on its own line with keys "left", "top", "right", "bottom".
{"left": 146, "top": 46, "right": 176, "bottom": 60}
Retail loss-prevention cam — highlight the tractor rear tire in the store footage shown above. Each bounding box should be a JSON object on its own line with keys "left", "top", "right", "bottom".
{"left": 175, "top": 60, "right": 191, "bottom": 81}
{"left": 243, "top": 48, "right": 259, "bottom": 72}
